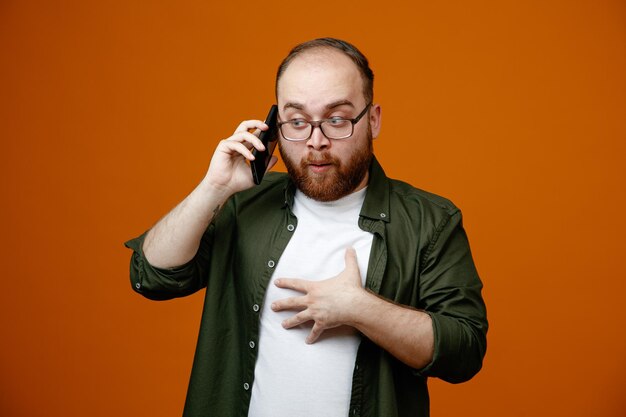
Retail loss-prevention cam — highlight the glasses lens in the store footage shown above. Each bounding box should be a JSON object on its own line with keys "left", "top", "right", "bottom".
{"left": 281, "top": 120, "right": 311, "bottom": 141}
{"left": 321, "top": 119, "right": 352, "bottom": 139}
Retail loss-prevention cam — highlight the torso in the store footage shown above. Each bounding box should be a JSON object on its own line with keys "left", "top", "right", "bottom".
{"left": 248, "top": 187, "right": 374, "bottom": 417}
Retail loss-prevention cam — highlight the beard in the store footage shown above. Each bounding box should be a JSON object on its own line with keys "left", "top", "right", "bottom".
{"left": 279, "top": 128, "right": 373, "bottom": 202}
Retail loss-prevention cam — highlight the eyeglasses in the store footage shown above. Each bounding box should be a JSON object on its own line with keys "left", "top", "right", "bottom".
{"left": 278, "top": 103, "right": 372, "bottom": 141}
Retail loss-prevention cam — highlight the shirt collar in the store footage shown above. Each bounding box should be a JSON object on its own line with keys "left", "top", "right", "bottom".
{"left": 360, "top": 156, "right": 391, "bottom": 223}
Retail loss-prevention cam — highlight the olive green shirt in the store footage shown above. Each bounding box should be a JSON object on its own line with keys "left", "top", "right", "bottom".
{"left": 125, "top": 157, "right": 488, "bottom": 417}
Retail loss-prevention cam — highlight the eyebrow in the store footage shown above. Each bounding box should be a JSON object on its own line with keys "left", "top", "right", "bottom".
{"left": 282, "top": 100, "right": 356, "bottom": 112}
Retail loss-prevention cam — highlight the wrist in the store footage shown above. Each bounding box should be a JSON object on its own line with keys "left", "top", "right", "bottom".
{"left": 345, "top": 287, "right": 379, "bottom": 328}
{"left": 197, "top": 176, "right": 235, "bottom": 205}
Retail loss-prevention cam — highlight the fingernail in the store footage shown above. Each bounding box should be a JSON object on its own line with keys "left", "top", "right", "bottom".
{"left": 271, "top": 303, "right": 277, "bottom": 310}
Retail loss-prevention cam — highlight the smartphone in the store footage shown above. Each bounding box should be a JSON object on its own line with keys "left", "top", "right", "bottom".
{"left": 251, "top": 104, "right": 279, "bottom": 185}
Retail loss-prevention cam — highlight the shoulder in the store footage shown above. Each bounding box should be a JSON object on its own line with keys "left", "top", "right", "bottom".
{"left": 387, "top": 178, "right": 460, "bottom": 217}
{"left": 381, "top": 178, "right": 468, "bottom": 262}
{"left": 366, "top": 157, "right": 460, "bottom": 226}
{"left": 378, "top": 177, "right": 464, "bottom": 242}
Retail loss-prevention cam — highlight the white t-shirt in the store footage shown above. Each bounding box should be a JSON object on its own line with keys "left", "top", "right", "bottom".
{"left": 248, "top": 187, "right": 374, "bottom": 417}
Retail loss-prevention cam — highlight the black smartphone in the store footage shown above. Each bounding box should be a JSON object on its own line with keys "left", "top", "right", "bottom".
{"left": 251, "top": 104, "right": 279, "bottom": 185}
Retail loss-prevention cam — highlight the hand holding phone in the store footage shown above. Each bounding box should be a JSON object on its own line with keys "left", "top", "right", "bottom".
{"left": 251, "top": 105, "right": 279, "bottom": 185}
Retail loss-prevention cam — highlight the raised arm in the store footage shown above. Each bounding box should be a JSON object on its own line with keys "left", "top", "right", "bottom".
{"left": 142, "top": 120, "right": 276, "bottom": 269}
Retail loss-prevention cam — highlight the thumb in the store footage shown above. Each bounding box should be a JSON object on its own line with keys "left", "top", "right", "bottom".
{"left": 344, "top": 247, "right": 360, "bottom": 275}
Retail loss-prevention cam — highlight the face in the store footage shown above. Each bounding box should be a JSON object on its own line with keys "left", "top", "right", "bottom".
{"left": 276, "top": 49, "right": 381, "bottom": 202}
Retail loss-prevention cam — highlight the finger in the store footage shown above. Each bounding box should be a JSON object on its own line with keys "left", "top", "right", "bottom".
{"left": 233, "top": 119, "right": 267, "bottom": 134}
{"left": 344, "top": 247, "right": 360, "bottom": 272}
{"left": 306, "top": 323, "right": 324, "bottom": 344}
{"left": 219, "top": 140, "right": 256, "bottom": 161}
{"left": 275, "top": 278, "right": 309, "bottom": 293}
{"left": 271, "top": 296, "right": 307, "bottom": 312}
{"left": 342, "top": 247, "right": 363, "bottom": 286}
{"left": 282, "top": 311, "right": 312, "bottom": 329}
{"left": 249, "top": 122, "right": 271, "bottom": 137}
{"left": 225, "top": 131, "right": 266, "bottom": 152}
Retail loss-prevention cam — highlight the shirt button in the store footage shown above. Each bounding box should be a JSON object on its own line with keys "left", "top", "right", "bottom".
{"left": 135, "top": 282, "right": 141, "bottom": 289}
{"left": 249, "top": 341, "right": 255, "bottom": 349}
{"left": 252, "top": 304, "right": 260, "bottom": 312}
{"left": 379, "top": 212, "right": 387, "bottom": 218}
{"left": 287, "top": 224, "right": 295, "bottom": 232}
{"left": 243, "top": 382, "right": 250, "bottom": 390}
{"left": 267, "top": 260, "right": 275, "bottom": 268}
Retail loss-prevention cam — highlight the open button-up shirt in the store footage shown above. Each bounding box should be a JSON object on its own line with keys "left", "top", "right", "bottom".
{"left": 125, "top": 157, "right": 488, "bottom": 417}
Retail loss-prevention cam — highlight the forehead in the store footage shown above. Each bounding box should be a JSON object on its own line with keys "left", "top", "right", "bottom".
{"left": 277, "top": 49, "right": 364, "bottom": 109}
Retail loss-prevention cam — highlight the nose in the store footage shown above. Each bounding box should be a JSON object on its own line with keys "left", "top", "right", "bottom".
{"left": 306, "top": 125, "right": 331, "bottom": 150}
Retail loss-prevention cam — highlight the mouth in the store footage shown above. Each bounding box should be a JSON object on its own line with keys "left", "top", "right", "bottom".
{"left": 307, "top": 161, "right": 333, "bottom": 173}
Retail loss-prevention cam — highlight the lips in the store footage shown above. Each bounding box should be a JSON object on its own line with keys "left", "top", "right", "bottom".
{"left": 308, "top": 162, "right": 332, "bottom": 173}
{"left": 309, "top": 161, "right": 332, "bottom": 167}
{"left": 300, "top": 153, "right": 337, "bottom": 174}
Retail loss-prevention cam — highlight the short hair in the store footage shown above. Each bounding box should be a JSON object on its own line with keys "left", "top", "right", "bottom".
{"left": 275, "top": 37, "right": 374, "bottom": 104}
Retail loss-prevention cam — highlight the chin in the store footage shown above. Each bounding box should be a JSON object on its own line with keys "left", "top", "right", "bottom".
{"left": 280, "top": 146, "right": 372, "bottom": 202}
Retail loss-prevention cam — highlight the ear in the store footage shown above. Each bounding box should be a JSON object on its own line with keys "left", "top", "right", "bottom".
{"left": 369, "top": 103, "right": 382, "bottom": 139}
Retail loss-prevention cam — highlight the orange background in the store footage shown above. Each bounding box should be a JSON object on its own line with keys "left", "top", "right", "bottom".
{"left": 1, "top": 1, "right": 625, "bottom": 416}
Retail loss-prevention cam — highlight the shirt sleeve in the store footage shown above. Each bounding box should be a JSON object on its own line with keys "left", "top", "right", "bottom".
{"left": 124, "top": 224, "right": 215, "bottom": 301}
{"left": 415, "top": 210, "right": 488, "bottom": 383}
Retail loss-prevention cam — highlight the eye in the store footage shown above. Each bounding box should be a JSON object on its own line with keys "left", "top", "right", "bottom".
{"left": 289, "top": 119, "right": 309, "bottom": 129}
{"left": 327, "top": 117, "right": 349, "bottom": 126}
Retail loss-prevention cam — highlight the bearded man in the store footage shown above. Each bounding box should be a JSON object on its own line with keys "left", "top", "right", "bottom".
{"left": 126, "top": 37, "right": 488, "bottom": 417}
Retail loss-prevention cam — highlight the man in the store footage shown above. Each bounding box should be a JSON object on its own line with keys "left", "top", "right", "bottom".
{"left": 126, "top": 38, "right": 487, "bottom": 417}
